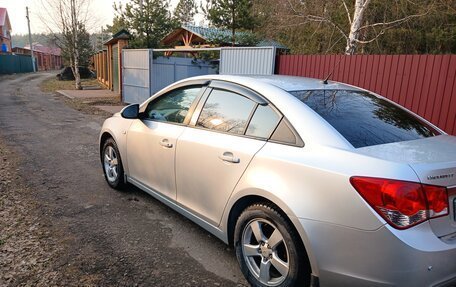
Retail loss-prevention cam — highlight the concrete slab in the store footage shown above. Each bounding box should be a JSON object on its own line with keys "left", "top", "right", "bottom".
{"left": 94, "top": 105, "right": 126, "bottom": 114}
{"left": 56, "top": 89, "right": 120, "bottom": 99}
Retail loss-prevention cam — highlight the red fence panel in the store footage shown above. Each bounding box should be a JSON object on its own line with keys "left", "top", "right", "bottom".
{"left": 276, "top": 54, "right": 456, "bottom": 135}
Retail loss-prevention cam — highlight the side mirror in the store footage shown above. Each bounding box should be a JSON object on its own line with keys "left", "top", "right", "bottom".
{"left": 121, "top": 104, "right": 139, "bottom": 119}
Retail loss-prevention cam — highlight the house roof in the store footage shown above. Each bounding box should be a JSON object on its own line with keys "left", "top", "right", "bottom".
{"left": 162, "top": 24, "right": 287, "bottom": 49}
{"left": 0, "top": 8, "right": 11, "bottom": 30}
{"left": 256, "top": 39, "right": 288, "bottom": 50}
{"left": 23, "top": 43, "right": 61, "bottom": 56}
{"left": 182, "top": 24, "right": 248, "bottom": 42}
{"left": 104, "top": 29, "right": 131, "bottom": 45}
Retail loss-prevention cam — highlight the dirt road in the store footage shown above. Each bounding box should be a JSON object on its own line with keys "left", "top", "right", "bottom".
{"left": 0, "top": 72, "right": 247, "bottom": 286}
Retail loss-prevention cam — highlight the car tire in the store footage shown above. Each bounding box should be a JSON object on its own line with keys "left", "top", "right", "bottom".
{"left": 234, "top": 204, "right": 310, "bottom": 287}
{"left": 101, "top": 138, "right": 126, "bottom": 190}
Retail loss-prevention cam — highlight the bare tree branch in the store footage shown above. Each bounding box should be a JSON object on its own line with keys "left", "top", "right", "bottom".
{"left": 288, "top": 14, "right": 349, "bottom": 40}
{"left": 341, "top": 0, "right": 352, "bottom": 24}
{"left": 37, "top": 0, "right": 94, "bottom": 89}
{"left": 354, "top": 31, "right": 384, "bottom": 44}
{"left": 358, "top": 10, "right": 430, "bottom": 31}
{"left": 325, "top": 35, "right": 346, "bottom": 53}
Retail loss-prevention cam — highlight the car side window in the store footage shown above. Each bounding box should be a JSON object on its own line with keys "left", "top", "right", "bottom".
{"left": 246, "top": 105, "right": 281, "bottom": 138}
{"left": 145, "top": 86, "right": 202, "bottom": 124}
{"left": 270, "top": 118, "right": 300, "bottom": 146}
{"left": 197, "top": 89, "right": 256, "bottom": 135}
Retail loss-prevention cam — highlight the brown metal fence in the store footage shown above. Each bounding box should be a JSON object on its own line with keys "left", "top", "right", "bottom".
{"left": 276, "top": 55, "right": 456, "bottom": 135}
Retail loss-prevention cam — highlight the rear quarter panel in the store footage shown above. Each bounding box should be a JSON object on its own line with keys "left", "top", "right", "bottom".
{"left": 227, "top": 141, "right": 423, "bottom": 229}
{"left": 223, "top": 141, "right": 422, "bottom": 275}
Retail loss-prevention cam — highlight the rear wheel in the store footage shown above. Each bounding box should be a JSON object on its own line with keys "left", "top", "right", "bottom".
{"left": 101, "top": 138, "right": 125, "bottom": 189}
{"left": 234, "top": 204, "right": 309, "bottom": 287}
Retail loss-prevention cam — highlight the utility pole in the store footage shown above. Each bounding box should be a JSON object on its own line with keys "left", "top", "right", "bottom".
{"left": 100, "top": 26, "right": 104, "bottom": 51}
{"left": 26, "top": 7, "right": 36, "bottom": 72}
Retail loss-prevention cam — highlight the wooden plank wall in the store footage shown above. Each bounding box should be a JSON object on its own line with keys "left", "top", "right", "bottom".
{"left": 276, "top": 55, "right": 456, "bottom": 135}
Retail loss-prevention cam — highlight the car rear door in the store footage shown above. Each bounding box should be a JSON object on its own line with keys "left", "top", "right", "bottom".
{"left": 127, "top": 85, "right": 204, "bottom": 200}
{"left": 175, "top": 81, "right": 282, "bottom": 226}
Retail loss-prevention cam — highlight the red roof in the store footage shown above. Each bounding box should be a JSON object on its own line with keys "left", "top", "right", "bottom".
{"left": 0, "top": 8, "right": 10, "bottom": 28}
{"left": 24, "top": 43, "right": 61, "bottom": 56}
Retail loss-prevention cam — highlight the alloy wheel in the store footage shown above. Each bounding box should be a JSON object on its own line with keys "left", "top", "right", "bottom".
{"left": 242, "top": 218, "right": 290, "bottom": 286}
{"left": 104, "top": 145, "right": 119, "bottom": 183}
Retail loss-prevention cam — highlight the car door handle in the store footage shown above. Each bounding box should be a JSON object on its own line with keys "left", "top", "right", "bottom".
{"left": 159, "top": 139, "right": 173, "bottom": 148}
{"left": 218, "top": 152, "right": 240, "bottom": 163}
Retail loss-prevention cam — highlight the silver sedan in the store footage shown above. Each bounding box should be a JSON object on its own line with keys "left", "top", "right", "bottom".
{"left": 99, "top": 75, "right": 456, "bottom": 287}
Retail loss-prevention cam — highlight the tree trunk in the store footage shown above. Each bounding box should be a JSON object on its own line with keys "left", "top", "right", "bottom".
{"left": 231, "top": 3, "right": 235, "bottom": 46}
{"left": 71, "top": 0, "right": 82, "bottom": 90}
{"left": 345, "top": 0, "right": 371, "bottom": 55}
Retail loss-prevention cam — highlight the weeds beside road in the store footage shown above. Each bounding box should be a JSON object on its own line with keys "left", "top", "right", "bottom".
{"left": 39, "top": 78, "right": 102, "bottom": 93}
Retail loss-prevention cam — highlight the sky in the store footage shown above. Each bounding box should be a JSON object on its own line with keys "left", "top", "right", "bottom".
{"left": 0, "top": 0, "right": 190, "bottom": 35}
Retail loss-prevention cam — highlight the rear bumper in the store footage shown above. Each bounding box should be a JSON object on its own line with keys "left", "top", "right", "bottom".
{"left": 299, "top": 219, "right": 456, "bottom": 287}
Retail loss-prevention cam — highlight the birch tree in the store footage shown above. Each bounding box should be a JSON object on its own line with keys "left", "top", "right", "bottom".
{"left": 37, "top": 0, "right": 94, "bottom": 89}
{"left": 342, "top": 0, "right": 430, "bottom": 54}
{"left": 254, "top": 0, "right": 434, "bottom": 54}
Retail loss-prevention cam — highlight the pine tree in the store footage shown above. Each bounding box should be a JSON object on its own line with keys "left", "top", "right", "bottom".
{"left": 114, "top": 0, "right": 177, "bottom": 48}
{"left": 107, "top": 4, "right": 129, "bottom": 35}
{"left": 174, "top": 0, "right": 198, "bottom": 25}
{"left": 203, "top": 0, "right": 256, "bottom": 45}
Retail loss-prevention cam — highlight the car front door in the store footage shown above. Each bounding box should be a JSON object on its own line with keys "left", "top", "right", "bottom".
{"left": 175, "top": 82, "right": 282, "bottom": 225}
{"left": 127, "top": 85, "right": 204, "bottom": 200}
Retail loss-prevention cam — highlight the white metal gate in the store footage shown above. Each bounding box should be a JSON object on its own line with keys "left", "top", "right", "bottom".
{"left": 219, "top": 47, "right": 276, "bottom": 75}
{"left": 122, "top": 49, "right": 152, "bottom": 103}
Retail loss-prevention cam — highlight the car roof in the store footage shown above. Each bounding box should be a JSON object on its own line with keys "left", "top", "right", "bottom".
{"left": 189, "top": 74, "right": 360, "bottom": 92}
{"left": 243, "top": 75, "right": 359, "bottom": 92}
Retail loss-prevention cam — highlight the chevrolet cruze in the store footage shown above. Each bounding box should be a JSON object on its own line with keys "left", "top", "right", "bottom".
{"left": 99, "top": 75, "right": 456, "bottom": 287}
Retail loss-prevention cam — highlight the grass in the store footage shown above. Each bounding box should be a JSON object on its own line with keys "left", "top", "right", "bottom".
{"left": 40, "top": 78, "right": 103, "bottom": 93}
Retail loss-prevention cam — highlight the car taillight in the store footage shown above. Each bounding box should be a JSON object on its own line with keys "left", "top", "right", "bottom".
{"left": 350, "top": 177, "right": 449, "bottom": 229}
{"left": 424, "top": 184, "right": 449, "bottom": 217}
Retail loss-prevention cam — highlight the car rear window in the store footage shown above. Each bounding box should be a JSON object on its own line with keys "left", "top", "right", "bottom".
{"left": 289, "top": 90, "right": 440, "bottom": 148}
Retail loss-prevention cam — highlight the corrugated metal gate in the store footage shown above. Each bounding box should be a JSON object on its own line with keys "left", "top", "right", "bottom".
{"left": 122, "top": 47, "right": 278, "bottom": 103}
{"left": 152, "top": 56, "right": 217, "bottom": 94}
{"left": 220, "top": 47, "right": 276, "bottom": 75}
{"left": 0, "top": 54, "right": 35, "bottom": 74}
{"left": 122, "top": 49, "right": 151, "bottom": 103}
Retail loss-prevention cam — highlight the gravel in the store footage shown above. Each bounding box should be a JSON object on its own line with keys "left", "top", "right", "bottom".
{"left": 0, "top": 140, "right": 61, "bottom": 286}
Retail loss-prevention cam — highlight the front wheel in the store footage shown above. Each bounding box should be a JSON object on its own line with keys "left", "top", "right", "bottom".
{"left": 234, "top": 204, "right": 310, "bottom": 287}
{"left": 101, "top": 138, "right": 125, "bottom": 189}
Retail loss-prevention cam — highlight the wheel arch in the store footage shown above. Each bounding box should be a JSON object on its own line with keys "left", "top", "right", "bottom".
{"left": 224, "top": 192, "right": 317, "bottom": 278}
{"left": 99, "top": 124, "right": 130, "bottom": 176}
{"left": 100, "top": 131, "right": 114, "bottom": 157}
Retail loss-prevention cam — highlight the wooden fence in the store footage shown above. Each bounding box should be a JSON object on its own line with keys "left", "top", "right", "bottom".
{"left": 276, "top": 55, "right": 456, "bottom": 135}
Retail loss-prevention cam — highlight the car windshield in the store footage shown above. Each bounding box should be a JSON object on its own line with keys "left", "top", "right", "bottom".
{"left": 289, "top": 89, "right": 440, "bottom": 148}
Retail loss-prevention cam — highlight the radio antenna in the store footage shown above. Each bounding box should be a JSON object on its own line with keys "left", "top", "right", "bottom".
{"left": 323, "top": 55, "right": 344, "bottom": 84}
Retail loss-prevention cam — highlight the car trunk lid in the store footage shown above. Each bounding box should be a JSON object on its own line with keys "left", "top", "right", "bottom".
{"left": 356, "top": 135, "right": 456, "bottom": 238}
